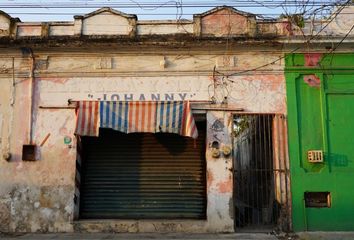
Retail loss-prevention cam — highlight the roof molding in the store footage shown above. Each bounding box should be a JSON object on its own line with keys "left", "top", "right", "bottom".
{"left": 0, "top": 10, "right": 21, "bottom": 22}
{"left": 74, "top": 7, "right": 137, "bottom": 20}
{"left": 193, "top": 5, "right": 255, "bottom": 18}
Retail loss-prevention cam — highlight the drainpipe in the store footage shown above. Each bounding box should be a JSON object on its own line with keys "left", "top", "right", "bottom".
{"left": 20, "top": 47, "right": 37, "bottom": 161}
{"left": 3, "top": 57, "right": 16, "bottom": 161}
{"left": 28, "top": 48, "right": 35, "bottom": 145}
{"left": 11, "top": 57, "right": 15, "bottom": 106}
{"left": 19, "top": 47, "right": 37, "bottom": 161}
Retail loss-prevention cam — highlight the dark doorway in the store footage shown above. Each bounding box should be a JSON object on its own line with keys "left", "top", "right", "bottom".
{"left": 233, "top": 114, "right": 290, "bottom": 232}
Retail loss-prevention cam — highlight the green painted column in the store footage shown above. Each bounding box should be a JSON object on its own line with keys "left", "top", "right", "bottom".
{"left": 285, "top": 53, "right": 354, "bottom": 231}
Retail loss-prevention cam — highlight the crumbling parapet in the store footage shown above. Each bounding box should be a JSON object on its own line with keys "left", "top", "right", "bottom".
{"left": 0, "top": 10, "right": 20, "bottom": 38}
{"left": 2, "top": 5, "right": 351, "bottom": 41}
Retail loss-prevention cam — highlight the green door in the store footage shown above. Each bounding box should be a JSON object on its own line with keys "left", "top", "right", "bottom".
{"left": 325, "top": 90, "right": 354, "bottom": 230}
{"left": 327, "top": 94, "right": 354, "bottom": 172}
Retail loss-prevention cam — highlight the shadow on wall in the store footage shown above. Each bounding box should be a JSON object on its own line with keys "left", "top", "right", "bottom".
{"left": 328, "top": 153, "right": 351, "bottom": 167}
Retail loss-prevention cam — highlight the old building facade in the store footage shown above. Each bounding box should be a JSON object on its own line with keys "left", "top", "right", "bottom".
{"left": 0, "top": 5, "right": 353, "bottom": 233}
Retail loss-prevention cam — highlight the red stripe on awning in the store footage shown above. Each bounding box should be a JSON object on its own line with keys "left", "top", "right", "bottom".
{"left": 74, "top": 101, "right": 198, "bottom": 139}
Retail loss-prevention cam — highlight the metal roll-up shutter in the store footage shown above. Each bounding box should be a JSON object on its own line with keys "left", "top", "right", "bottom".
{"left": 80, "top": 122, "right": 206, "bottom": 219}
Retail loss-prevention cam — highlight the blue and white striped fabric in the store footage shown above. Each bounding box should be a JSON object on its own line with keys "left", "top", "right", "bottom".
{"left": 156, "top": 101, "right": 184, "bottom": 134}
{"left": 96, "top": 101, "right": 198, "bottom": 139}
{"left": 100, "top": 101, "right": 129, "bottom": 133}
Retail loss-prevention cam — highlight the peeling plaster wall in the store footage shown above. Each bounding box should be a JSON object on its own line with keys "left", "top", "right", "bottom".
{"left": 82, "top": 13, "right": 133, "bottom": 35}
{"left": 1, "top": 5, "right": 353, "bottom": 40}
{"left": 137, "top": 22, "right": 193, "bottom": 35}
{"left": 257, "top": 21, "right": 292, "bottom": 36}
{"left": 0, "top": 74, "right": 11, "bottom": 233}
{"left": 37, "top": 74, "right": 285, "bottom": 113}
{"left": 0, "top": 49, "right": 286, "bottom": 233}
{"left": 17, "top": 25, "right": 42, "bottom": 37}
{"left": 0, "top": 56, "right": 77, "bottom": 231}
{"left": 205, "top": 111, "right": 234, "bottom": 232}
{"left": 49, "top": 25, "right": 75, "bottom": 36}
{"left": 303, "top": 5, "right": 354, "bottom": 36}
{"left": 200, "top": 9, "right": 255, "bottom": 37}
{"left": 35, "top": 52, "right": 286, "bottom": 113}
{"left": 0, "top": 15, "right": 10, "bottom": 37}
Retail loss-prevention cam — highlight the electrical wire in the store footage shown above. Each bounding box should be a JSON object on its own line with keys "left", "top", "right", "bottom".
{"left": 0, "top": 1, "right": 349, "bottom": 8}
{"left": 1, "top": 0, "right": 352, "bottom": 78}
{"left": 3, "top": 12, "right": 354, "bottom": 15}
{"left": 215, "top": 0, "right": 352, "bottom": 78}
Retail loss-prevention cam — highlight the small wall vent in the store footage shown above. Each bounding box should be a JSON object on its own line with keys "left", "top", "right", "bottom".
{"left": 305, "top": 192, "right": 331, "bottom": 208}
{"left": 22, "top": 144, "right": 36, "bottom": 161}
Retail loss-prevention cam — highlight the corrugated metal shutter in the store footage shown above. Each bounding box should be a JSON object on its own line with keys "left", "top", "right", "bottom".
{"left": 80, "top": 122, "right": 206, "bottom": 219}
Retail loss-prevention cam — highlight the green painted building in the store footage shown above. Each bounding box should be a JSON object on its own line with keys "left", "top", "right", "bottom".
{"left": 285, "top": 53, "right": 354, "bottom": 231}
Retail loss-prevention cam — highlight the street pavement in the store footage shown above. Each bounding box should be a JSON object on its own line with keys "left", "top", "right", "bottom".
{"left": 0, "top": 233, "right": 283, "bottom": 240}
{"left": 2, "top": 232, "right": 354, "bottom": 240}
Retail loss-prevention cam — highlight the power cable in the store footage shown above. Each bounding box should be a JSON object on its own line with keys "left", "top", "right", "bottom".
{"left": 215, "top": 0, "right": 352, "bottom": 78}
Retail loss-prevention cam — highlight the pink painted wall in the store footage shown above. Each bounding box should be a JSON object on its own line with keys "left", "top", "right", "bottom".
{"left": 201, "top": 9, "right": 252, "bottom": 36}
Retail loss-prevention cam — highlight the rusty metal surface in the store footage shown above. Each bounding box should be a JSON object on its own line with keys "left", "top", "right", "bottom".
{"left": 272, "top": 115, "right": 291, "bottom": 231}
{"left": 79, "top": 122, "right": 207, "bottom": 219}
{"left": 233, "top": 114, "right": 291, "bottom": 231}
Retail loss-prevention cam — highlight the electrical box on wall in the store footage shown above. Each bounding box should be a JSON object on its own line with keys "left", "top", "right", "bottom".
{"left": 22, "top": 144, "right": 37, "bottom": 161}
{"left": 307, "top": 150, "right": 323, "bottom": 163}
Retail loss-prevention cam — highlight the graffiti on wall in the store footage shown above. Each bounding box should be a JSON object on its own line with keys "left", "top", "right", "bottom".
{"left": 94, "top": 93, "right": 195, "bottom": 101}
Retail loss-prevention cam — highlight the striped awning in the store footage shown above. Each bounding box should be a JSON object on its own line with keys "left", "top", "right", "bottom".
{"left": 75, "top": 101, "right": 198, "bottom": 139}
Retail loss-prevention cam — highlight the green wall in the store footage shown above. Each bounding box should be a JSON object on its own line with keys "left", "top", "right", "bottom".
{"left": 285, "top": 53, "right": 354, "bottom": 231}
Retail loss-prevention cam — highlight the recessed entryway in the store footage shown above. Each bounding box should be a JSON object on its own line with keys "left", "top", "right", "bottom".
{"left": 233, "top": 114, "right": 290, "bottom": 232}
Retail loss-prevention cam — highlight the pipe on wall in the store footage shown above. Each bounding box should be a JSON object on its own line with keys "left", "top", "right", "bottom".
{"left": 3, "top": 57, "right": 16, "bottom": 161}
{"left": 29, "top": 50, "right": 35, "bottom": 145}
{"left": 20, "top": 47, "right": 35, "bottom": 145}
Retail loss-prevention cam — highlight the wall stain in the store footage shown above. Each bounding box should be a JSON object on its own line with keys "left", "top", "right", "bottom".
{"left": 217, "top": 178, "right": 232, "bottom": 193}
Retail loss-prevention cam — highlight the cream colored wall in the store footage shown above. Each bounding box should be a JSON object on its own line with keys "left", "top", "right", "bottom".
{"left": 82, "top": 12, "right": 133, "bottom": 35}
{"left": 0, "top": 57, "right": 13, "bottom": 232}
{"left": 49, "top": 25, "right": 75, "bottom": 36}
{"left": 17, "top": 25, "right": 42, "bottom": 37}
{"left": 0, "top": 48, "right": 286, "bottom": 233}
{"left": 137, "top": 22, "right": 193, "bottom": 35}
{"left": 0, "top": 15, "right": 10, "bottom": 37}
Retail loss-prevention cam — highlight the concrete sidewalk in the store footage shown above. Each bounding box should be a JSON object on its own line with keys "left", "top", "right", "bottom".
{"left": 2, "top": 232, "right": 354, "bottom": 240}
{"left": 0, "top": 233, "right": 282, "bottom": 240}
{"left": 297, "top": 232, "right": 354, "bottom": 240}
